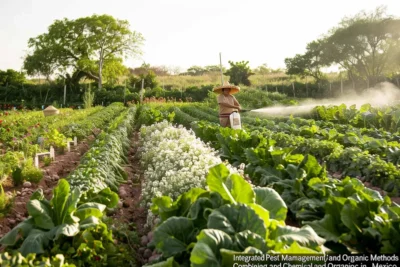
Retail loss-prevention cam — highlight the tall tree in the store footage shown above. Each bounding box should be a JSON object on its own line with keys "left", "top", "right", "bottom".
{"left": 253, "top": 64, "right": 271, "bottom": 75}
{"left": 0, "top": 69, "right": 25, "bottom": 86}
{"left": 24, "top": 14, "right": 144, "bottom": 89}
{"left": 323, "top": 6, "right": 400, "bottom": 87}
{"left": 224, "top": 61, "right": 254, "bottom": 86}
{"left": 186, "top": 66, "right": 206, "bottom": 76}
{"left": 285, "top": 40, "right": 327, "bottom": 82}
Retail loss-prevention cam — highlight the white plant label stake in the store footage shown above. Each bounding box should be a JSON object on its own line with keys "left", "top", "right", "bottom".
{"left": 34, "top": 146, "right": 55, "bottom": 168}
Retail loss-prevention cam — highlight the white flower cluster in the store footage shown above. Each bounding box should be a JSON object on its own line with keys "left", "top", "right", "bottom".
{"left": 139, "top": 120, "right": 224, "bottom": 210}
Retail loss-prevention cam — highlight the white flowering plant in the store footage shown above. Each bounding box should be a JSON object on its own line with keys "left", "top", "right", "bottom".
{"left": 139, "top": 121, "right": 240, "bottom": 227}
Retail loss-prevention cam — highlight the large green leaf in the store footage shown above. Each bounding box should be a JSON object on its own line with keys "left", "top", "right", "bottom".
{"left": 27, "top": 199, "right": 54, "bottom": 230}
{"left": 248, "top": 203, "right": 271, "bottom": 231}
{"left": 84, "top": 187, "right": 119, "bottom": 208}
{"left": 51, "top": 179, "right": 81, "bottom": 225}
{"left": 189, "top": 198, "right": 214, "bottom": 229}
{"left": 253, "top": 187, "right": 287, "bottom": 221}
{"left": 30, "top": 189, "right": 46, "bottom": 201}
{"left": 270, "top": 225, "right": 325, "bottom": 249}
{"left": 255, "top": 166, "right": 282, "bottom": 184}
{"left": 51, "top": 179, "right": 71, "bottom": 225}
{"left": 152, "top": 188, "right": 208, "bottom": 222}
{"left": 206, "top": 164, "right": 254, "bottom": 204}
{"left": 300, "top": 154, "right": 323, "bottom": 179}
{"left": 151, "top": 217, "right": 197, "bottom": 258}
{"left": 151, "top": 196, "right": 178, "bottom": 221}
{"left": 79, "top": 216, "right": 101, "bottom": 230}
{"left": 190, "top": 229, "right": 235, "bottom": 267}
{"left": 74, "top": 202, "right": 105, "bottom": 220}
{"left": 227, "top": 174, "right": 255, "bottom": 204}
{"left": 307, "top": 215, "right": 341, "bottom": 242}
{"left": 277, "top": 241, "right": 322, "bottom": 254}
{"left": 177, "top": 188, "right": 209, "bottom": 216}
{"left": 0, "top": 218, "right": 35, "bottom": 246}
{"left": 206, "top": 164, "right": 234, "bottom": 203}
{"left": 19, "top": 229, "right": 50, "bottom": 256}
{"left": 324, "top": 196, "right": 346, "bottom": 220}
{"left": 340, "top": 199, "right": 365, "bottom": 234}
{"left": 207, "top": 204, "right": 266, "bottom": 238}
{"left": 52, "top": 223, "right": 80, "bottom": 240}
{"left": 285, "top": 164, "right": 307, "bottom": 180}
{"left": 235, "top": 230, "right": 268, "bottom": 251}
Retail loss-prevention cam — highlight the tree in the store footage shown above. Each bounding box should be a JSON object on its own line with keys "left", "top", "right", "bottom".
{"left": 167, "top": 65, "right": 182, "bottom": 75}
{"left": 224, "top": 61, "right": 254, "bottom": 86}
{"left": 129, "top": 63, "right": 169, "bottom": 76}
{"left": 23, "top": 14, "right": 144, "bottom": 89}
{"left": 102, "top": 58, "right": 127, "bottom": 86}
{"left": 186, "top": 66, "right": 206, "bottom": 76}
{"left": 285, "top": 40, "right": 327, "bottom": 81}
{"left": 253, "top": 64, "right": 271, "bottom": 75}
{"left": 0, "top": 69, "right": 25, "bottom": 86}
{"left": 323, "top": 6, "right": 400, "bottom": 87}
{"left": 129, "top": 69, "right": 158, "bottom": 90}
{"left": 204, "top": 65, "right": 222, "bottom": 73}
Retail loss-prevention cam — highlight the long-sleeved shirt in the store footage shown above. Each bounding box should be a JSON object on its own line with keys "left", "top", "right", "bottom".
{"left": 217, "top": 94, "right": 238, "bottom": 115}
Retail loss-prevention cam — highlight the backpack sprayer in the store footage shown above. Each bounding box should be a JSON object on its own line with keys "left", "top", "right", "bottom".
{"left": 229, "top": 109, "right": 251, "bottom": 129}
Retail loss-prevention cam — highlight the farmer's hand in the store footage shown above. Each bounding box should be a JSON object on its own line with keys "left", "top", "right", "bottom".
{"left": 236, "top": 105, "right": 242, "bottom": 111}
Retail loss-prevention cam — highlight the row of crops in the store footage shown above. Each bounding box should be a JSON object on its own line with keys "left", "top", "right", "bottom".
{"left": 0, "top": 105, "right": 138, "bottom": 266}
{"left": 167, "top": 103, "right": 400, "bottom": 196}
{"left": 135, "top": 103, "right": 400, "bottom": 256}
{"left": 1, "top": 101, "right": 399, "bottom": 266}
{"left": 0, "top": 103, "right": 125, "bottom": 188}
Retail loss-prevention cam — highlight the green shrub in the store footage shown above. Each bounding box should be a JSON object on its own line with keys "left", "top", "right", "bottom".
{"left": 17, "top": 158, "right": 44, "bottom": 184}
{"left": 0, "top": 184, "right": 13, "bottom": 218}
{"left": 22, "top": 166, "right": 43, "bottom": 184}
{"left": 43, "top": 156, "right": 52, "bottom": 166}
{"left": 11, "top": 167, "right": 23, "bottom": 186}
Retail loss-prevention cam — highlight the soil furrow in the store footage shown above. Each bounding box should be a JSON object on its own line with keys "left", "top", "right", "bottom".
{"left": 0, "top": 137, "right": 93, "bottom": 238}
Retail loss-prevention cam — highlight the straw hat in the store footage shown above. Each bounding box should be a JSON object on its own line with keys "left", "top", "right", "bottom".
{"left": 43, "top": 105, "right": 59, "bottom": 117}
{"left": 213, "top": 82, "right": 240, "bottom": 95}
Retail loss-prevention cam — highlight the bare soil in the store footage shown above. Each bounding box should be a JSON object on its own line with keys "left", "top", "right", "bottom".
{"left": 108, "top": 132, "right": 150, "bottom": 266}
{"left": 0, "top": 138, "right": 93, "bottom": 238}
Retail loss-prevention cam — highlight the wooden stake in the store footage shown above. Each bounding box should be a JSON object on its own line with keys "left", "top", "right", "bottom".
{"left": 292, "top": 82, "right": 295, "bottom": 97}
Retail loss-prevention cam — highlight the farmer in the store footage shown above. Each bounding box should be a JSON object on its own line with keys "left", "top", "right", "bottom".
{"left": 213, "top": 82, "right": 241, "bottom": 127}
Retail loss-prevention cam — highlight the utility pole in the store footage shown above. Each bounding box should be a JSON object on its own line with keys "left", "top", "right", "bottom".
{"left": 292, "top": 82, "right": 295, "bottom": 97}
{"left": 124, "top": 79, "right": 126, "bottom": 104}
{"left": 63, "top": 79, "right": 66, "bottom": 106}
{"left": 219, "top": 52, "right": 224, "bottom": 85}
{"left": 341, "top": 75, "right": 343, "bottom": 96}
{"left": 306, "top": 76, "right": 308, "bottom": 97}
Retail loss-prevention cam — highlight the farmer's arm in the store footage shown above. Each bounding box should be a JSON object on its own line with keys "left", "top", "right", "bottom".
{"left": 232, "top": 96, "right": 240, "bottom": 106}
{"left": 217, "top": 95, "right": 238, "bottom": 109}
{"left": 219, "top": 102, "right": 239, "bottom": 109}
{"left": 232, "top": 96, "right": 241, "bottom": 110}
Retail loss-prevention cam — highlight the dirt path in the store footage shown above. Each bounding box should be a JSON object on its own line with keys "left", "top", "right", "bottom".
{"left": 108, "top": 132, "right": 151, "bottom": 266}
{"left": 0, "top": 138, "right": 92, "bottom": 238}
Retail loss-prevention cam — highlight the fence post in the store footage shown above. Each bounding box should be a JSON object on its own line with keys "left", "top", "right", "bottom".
{"left": 292, "top": 82, "right": 295, "bottom": 97}
{"left": 341, "top": 77, "right": 343, "bottom": 96}
{"left": 305, "top": 77, "right": 308, "bottom": 97}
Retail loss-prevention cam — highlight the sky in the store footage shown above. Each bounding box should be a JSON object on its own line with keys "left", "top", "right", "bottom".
{"left": 1, "top": 0, "right": 400, "bottom": 73}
